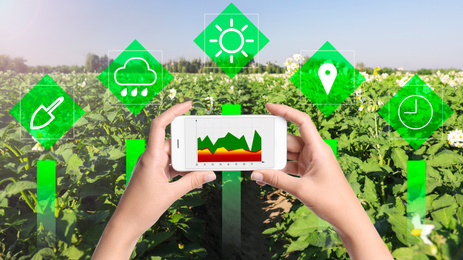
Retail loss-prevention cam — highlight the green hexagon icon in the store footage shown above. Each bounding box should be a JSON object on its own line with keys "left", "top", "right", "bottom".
{"left": 290, "top": 41, "right": 365, "bottom": 117}
{"left": 98, "top": 40, "right": 173, "bottom": 115}
{"left": 378, "top": 75, "right": 453, "bottom": 150}
{"left": 194, "top": 3, "right": 269, "bottom": 78}
{"left": 9, "top": 75, "right": 85, "bottom": 150}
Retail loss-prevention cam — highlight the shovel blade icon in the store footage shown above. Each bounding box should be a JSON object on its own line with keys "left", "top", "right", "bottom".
{"left": 30, "top": 97, "right": 64, "bottom": 130}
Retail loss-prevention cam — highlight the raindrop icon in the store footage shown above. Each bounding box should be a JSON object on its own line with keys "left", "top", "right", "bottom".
{"left": 121, "top": 88, "right": 127, "bottom": 97}
{"left": 131, "top": 88, "right": 137, "bottom": 96}
{"left": 141, "top": 88, "right": 148, "bottom": 97}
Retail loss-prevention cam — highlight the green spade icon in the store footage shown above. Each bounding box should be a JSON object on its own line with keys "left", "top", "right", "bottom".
{"left": 30, "top": 96, "right": 64, "bottom": 130}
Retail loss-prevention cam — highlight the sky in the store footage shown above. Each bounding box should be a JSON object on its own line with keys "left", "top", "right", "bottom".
{"left": 0, "top": 0, "right": 462, "bottom": 70}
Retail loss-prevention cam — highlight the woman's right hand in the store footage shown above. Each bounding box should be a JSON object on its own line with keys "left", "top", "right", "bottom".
{"left": 251, "top": 103, "right": 392, "bottom": 260}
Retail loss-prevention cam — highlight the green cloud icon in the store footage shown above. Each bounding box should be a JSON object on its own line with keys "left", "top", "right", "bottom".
{"left": 114, "top": 57, "right": 157, "bottom": 85}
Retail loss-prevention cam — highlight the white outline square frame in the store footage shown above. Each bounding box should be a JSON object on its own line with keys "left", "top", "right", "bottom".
{"left": 18, "top": 84, "right": 78, "bottom": 142}
{"left": 298, "top": 49, "right": 357, "bottom": 106}
{"left": 203, "top": 12, "right": 261, "bottom": 69}
{"left": 107, "top": 50, "right": 164, "bottom": 106}
{"left": 386, "top": 84, "right": 446, "bottom": 142}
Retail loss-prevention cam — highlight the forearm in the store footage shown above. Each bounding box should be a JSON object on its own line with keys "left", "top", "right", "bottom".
{"left": 92, "top": 189, "right": 168, "bottom": 260}
{"left": 333, "top": 203, "right": 392, "bottom": 260}
{"left": 92, "top": 210, "right": 147, "bottom": 260}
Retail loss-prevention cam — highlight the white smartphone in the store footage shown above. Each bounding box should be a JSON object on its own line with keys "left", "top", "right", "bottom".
{"left": 171, "top": 115, "right": 287, "bottom": 171}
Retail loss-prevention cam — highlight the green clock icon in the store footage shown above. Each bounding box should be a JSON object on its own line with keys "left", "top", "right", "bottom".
{"left": 398, "top": 95, "right": 433, "bottom": 130}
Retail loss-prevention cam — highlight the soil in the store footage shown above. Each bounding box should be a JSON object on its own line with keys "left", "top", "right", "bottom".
{"left": 198, "top": 173, "right": 293, "bottom": 260}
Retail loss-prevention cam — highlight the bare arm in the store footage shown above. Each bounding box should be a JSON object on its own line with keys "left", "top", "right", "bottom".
{"left": 252, "top": 103, "right": 392, "bottom": 260}
{"left": 92, "top": 102, "right": 216, "bottom": 259}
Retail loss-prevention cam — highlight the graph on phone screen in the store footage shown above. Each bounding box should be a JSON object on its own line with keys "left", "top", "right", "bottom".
{"left": 197, "top": 130, "right": 262, "bottom": 162}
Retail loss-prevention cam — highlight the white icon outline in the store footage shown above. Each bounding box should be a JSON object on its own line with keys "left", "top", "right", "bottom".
{"left": 114, "top": 57, "right": 157, "bottom": 86}
{"left": 318, "top": 63, "right": 337, "bottom": 95}
{"left": 30, "top": 96, "right": 64, "bottom": 130}
{"left": 209, "top": 18, "right": 255, "bottom": 64}
{"left": 398, "top": 95, "right": 433, "bottom": 130}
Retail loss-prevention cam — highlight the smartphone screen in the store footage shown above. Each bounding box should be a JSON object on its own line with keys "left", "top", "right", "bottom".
{"left": 171, "top": 115, "right": 286, "bottom": 171}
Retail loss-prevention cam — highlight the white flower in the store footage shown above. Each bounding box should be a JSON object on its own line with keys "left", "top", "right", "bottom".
{"left": 293, "top": 54, "right": 303, "bottom": 62}
{"left": 411, "top": 214, "right": 434, "bottom": 245}
{"left": 290, "top": 63, "right": 298, "bottom": 71}
{"left": 205, "top": 96, "right": 214, "bottom": 114}
{"left": 286, "top": 58, "right": 293, "bottom": 64}
{"left": 378, "top": 101, "right": 384, "bottom": 106}
{"left": 448, "top": 129, "right": 463, "bottom": 148}
{"left": 168, "top": 88, "right": 176, "bottom": 99}
{"left": 355, "top": 88, "right": 362, "bottom": 96}
{"left": 32, "top": 142, "right": 44, "bottom": 152}
{"left": 396, "top": 76, "right": 409, "bottom": 87}
{"left": 230, "top": 85, "right": 234, "bottom": 90}
{"left": 358, "top": 106, "right": 364, "bottom": 111}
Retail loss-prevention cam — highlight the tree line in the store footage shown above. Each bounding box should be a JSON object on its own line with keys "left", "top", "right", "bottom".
{"left": 0, "top": 53, "right": 284, "bottom": 74}
{"left": 1, "top": 53, "right": 458, "bottom": 75}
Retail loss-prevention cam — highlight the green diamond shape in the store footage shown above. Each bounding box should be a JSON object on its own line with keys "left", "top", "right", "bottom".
{"left": 378, "top": 75, "right": 453, "bottom": 150}
{"left": 194, "top": 3, "right": 269, "bottom": 78}
{"left": 9, "top": 75, "right": 85, "bottom": 150}
{"left": 290, "top": 41, "right": 365, "bottom": 116}
{"left": 98, "top": 40, "right": 173, "bottom": 115}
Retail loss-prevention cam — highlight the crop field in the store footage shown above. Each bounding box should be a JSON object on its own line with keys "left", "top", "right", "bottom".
{"left": 1, "top": 70, "right": 463, "bottom": 259}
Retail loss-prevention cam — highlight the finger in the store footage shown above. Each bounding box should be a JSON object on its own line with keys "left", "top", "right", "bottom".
{"left": 164, "top": 139, "right": 171, "bottom": 155}
{"left": 266, "top": 103, "right": 323, "bottom": 146}
{"left": 171, "top": 171, "right": 216, "bottom": 195}
{"left": 256, "top": 181, "right": 266, "bottom": 186}
{"left": 287, "top": 152, "right": 299, "bottom": 161}
{"left": 281, "top": 161, "right": 299, "bottom": 175}
{"left": 288, "top": 133, "right": 304, "bottom": 153}
{"left": 251, "top": 169, "right": 302, "bottom": 196}
{"left": 167, "top": 165, "right": 187, "bottom": 179}
{"left": 147, "top": 101, "right": 191, "bottom": 152}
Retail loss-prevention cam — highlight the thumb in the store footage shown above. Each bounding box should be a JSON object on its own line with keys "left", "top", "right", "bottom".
{"left": 172, "top": 171, "right": 216, "bottom": 196}
{"left": 251, "top": 169, "right": 301, "bottom": 196}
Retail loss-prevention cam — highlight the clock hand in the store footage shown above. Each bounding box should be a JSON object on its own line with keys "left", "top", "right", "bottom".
{"left": 404, "top": 99, "right": 418, "bottom": 114}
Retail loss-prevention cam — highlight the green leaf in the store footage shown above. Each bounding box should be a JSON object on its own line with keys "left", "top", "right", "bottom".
{"left": 31, "top": 247, "right": 55, "bottom": 260}
{"left": 287, "top": 213, "right": 319, "bottom": 237}
{"left": 391, "top": 247, "right": 415, "bottom": 259}
{"left": 56, "top": 209, "right": 77, "bottom": 243}
{"left": 456, "top": 207, "right": 463, "bottom": 225}
{"left": 66, "top": 153, "right": 83, "bottom": 173}
{"left": 391, "top": 148, "right": 408, "bottom": 171}
{"left": 431, "top": 194, "right": 457, "bottom": 227}
{"left": 362, "top": 176, "right": 378, "bottom": 204}
{"left": 78, "top": 183, "right": 112, "bottom": 198}
{"left": 286, "top": 235, "right": 310, "bottom": 253}
{"left": 0, "top": 181, "right": 36, "bottom": 200}
{"left": 360, "top": 162, "right": 382, "bottom": 174}
{"left": 386, "top": 213, "right": 418, "bottom": 246}
{"left": 108, "top": 148, "right": 125, "bottom": 160}
{"left": 428, "top": 150, "right": 463, "bottom": 167}
{"left": 426, "top": 141, "right": 445, "bottom": 156}
{"left": 455, "top": 194, "right": 463, "bottom": 206}
{"left": 146, "top": 231, "right": 174, "bottom": 249}
{"left": 262, "top": 227, "right": 278, "bottom": 235}
{"left": 61, "top": 246, "right": 85, "bottom": 259}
